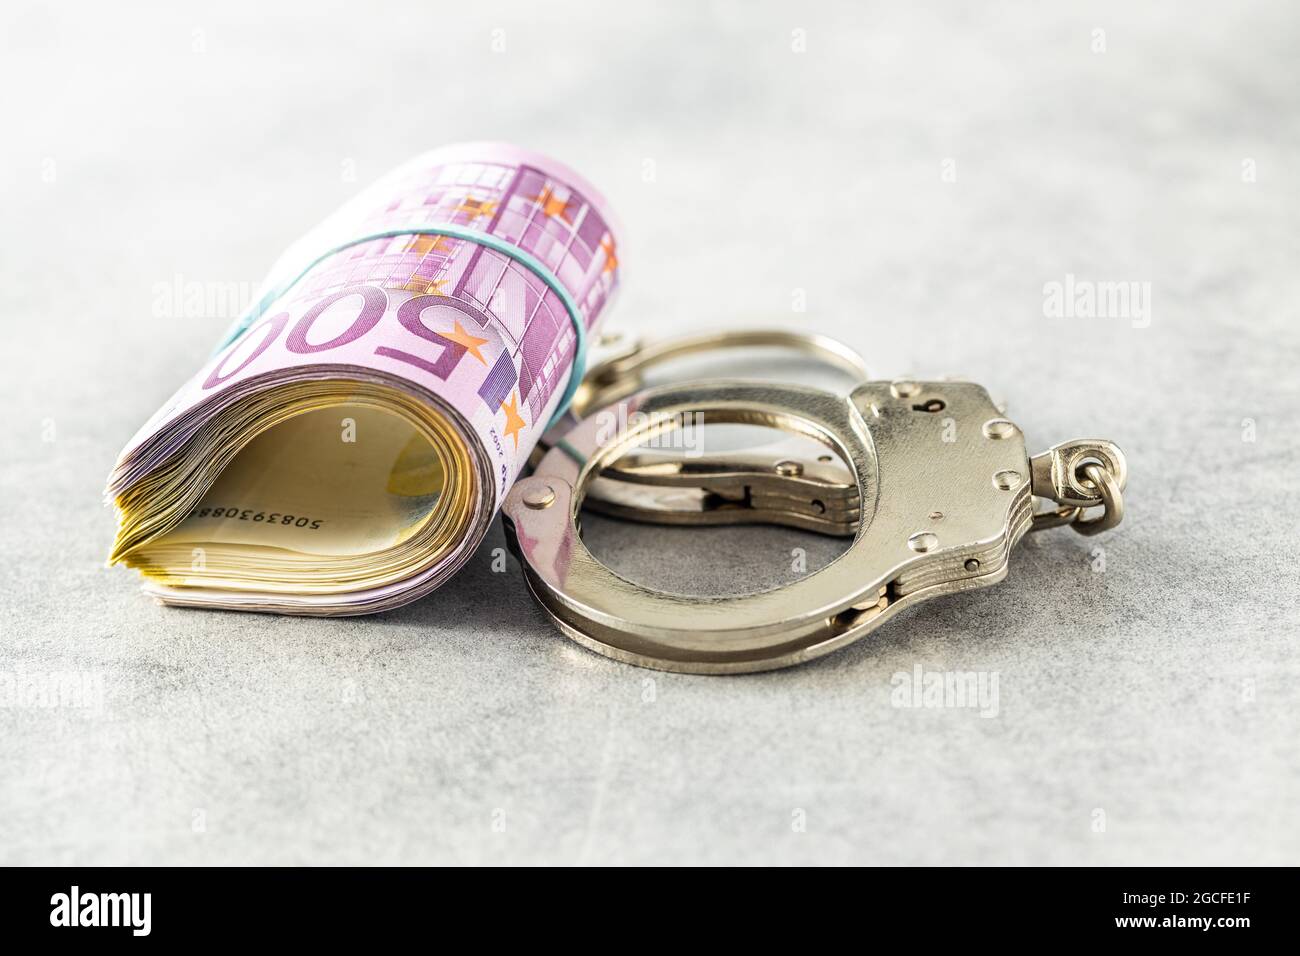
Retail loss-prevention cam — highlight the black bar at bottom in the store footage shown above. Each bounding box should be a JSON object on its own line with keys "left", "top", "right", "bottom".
{"left": 0, "top": 865, "right": 1286, "bottom": 944}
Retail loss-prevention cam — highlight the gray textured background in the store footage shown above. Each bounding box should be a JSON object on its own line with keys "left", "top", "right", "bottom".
{"left": 2, "top": 0, "right": 1298, "bottom": 865}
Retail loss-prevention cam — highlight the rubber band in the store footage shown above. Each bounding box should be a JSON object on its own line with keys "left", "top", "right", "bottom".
{"left": 213, "top": 224, "right": 589, "bottom": 427}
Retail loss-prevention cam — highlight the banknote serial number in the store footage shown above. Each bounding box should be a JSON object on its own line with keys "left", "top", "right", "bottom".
{"left": 191, "top": 507, "right": 323, "bottom": 529}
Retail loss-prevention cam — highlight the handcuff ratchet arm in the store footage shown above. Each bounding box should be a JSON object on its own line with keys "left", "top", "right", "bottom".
{"left": 505, "top": 379, "right": 1124, "bottom": 673}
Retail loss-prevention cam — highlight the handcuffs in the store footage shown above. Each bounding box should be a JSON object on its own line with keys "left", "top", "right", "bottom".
{"left": 505, "top": 331, "right": 1128, "bottom": 674}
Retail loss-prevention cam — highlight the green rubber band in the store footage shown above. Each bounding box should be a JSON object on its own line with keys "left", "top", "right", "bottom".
{"left": 554, "top": 438, "right": 588, "bottom": 467}
{"left": 213, "top": 224, "right": 589, "bottom": 427}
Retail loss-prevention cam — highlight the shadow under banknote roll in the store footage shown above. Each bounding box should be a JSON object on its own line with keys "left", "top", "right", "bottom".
{"left": 106, "top": 143, "right": 622, "bottom": 615}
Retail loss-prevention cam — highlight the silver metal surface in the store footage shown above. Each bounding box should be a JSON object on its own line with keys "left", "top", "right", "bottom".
{"left": 534, "top": 329, "right": 869, "bottom": 534}
{"left": 505, "top": 378, "right": 1129, "bottom": 674}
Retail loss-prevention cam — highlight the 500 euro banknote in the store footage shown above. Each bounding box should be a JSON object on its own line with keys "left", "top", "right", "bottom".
{"left": 107, "top": 143, "right": 622, "bottom": 614}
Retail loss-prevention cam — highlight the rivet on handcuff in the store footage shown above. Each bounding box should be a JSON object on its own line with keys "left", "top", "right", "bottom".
{"left": 504, "top": 330, "right": 1128, "bottom": 674}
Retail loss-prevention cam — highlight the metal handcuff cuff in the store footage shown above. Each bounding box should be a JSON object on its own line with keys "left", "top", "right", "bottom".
{"left": 505, "top": 330, "right": 1128, "bottom": 674}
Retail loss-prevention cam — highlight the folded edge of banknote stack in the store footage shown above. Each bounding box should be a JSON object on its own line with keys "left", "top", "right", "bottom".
{"left": 106, "top": 143, "right": 622, "bottom": 615}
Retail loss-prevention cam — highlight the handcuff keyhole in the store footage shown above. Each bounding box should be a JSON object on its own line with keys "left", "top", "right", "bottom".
{"left": 912, "top": 398, "right": 946, "bottom": 413}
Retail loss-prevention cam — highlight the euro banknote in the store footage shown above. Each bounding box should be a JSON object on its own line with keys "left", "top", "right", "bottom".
{"left": 107, "top": 142, "right": 622, "bottom": 614}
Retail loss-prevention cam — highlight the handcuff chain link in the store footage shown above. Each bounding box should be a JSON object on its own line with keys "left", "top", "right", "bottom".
{"left": 1029, "top": 442, "right": 1127, "bottom": 536}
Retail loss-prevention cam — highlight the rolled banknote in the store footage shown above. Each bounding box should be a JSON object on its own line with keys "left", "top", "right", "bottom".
{"left": 107, "top": 143, "right": 621, "bottom": 614}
